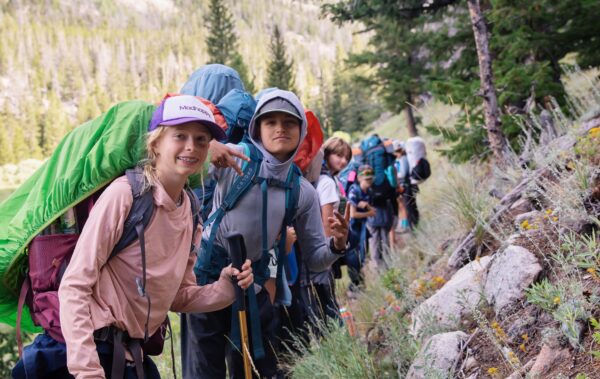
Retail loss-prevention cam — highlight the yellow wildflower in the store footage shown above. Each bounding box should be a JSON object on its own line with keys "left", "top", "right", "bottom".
{"left": 553, "top": 296, "right": 561, "bottom": 305}
{"left": 552, "top": 216, "right": 558, "bottom": 222}
{"left": 519, "top": 343, "right": 526, "bottom": 352}
{"left": 521, "top": 333, "right": 529, "bottom": 343}
{"left": 487, "top": 367, "right": 498, "bottom": 375}
{"left": 545, "top": 209, "right": 553, "bottom": 215}
{"left": 507, "top": 350, "right": 520, "bottom": 364}
{"left": 520, "top": 219, "right": 531, "bottom": 230}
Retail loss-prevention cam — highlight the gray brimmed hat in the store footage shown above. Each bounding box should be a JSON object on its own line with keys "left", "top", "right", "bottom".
{"left": 255, "top": 97, "right": 302, "bottom": 121}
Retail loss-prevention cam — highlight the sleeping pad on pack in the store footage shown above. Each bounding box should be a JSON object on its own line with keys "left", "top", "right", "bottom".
{"left": 0, "top": 100, "right": 156, "bottom": 331}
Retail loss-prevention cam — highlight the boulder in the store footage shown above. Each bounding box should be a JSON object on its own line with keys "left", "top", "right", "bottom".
{"left": 484, "top": 245, "right": 542, "bottom": 317}
{"left": 412, "top": 257, "right": 492, "bottom": 337}
{"left": 528, "top": 344, "right": 570, "bottom": 377}
{"left": 406, "top": 331, "right": 468, "bottom": 379}
{"left": 509, "top": 198, "right": 534, "bottom": 218}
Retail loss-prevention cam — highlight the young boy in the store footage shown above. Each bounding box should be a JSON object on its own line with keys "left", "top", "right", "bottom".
{"left": 181, "top": 89, "right": 349, "bottom": 379}
{"left": 346, "top": 165, "right": 376, "bottom": 290}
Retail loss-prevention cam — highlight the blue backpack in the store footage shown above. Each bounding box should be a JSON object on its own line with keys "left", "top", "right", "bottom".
{"left": 359, "top": 135, "right": 397, "bottom": 206}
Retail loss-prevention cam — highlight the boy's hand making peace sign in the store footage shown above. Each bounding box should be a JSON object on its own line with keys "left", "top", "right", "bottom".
{"left": 328, "top": 202, "right": 350, "bottom": 251}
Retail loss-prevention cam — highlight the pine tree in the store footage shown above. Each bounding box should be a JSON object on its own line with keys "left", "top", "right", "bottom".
{"left": 0, "top": 120, "right": 14, "bottom": 165}
{"left": 230, "top": 52, "right": 256, "bottom": 94}
{"left": 41, "top": 93, "right": 67, "bottom": 156}
{"left": 205, "top": 0, "right": 255, "bottom": 92}
{"left": 266, "top": 25, "right": 296, "bottom": 93}
{"left": 205, "top": 0, "right": 238, "bottom": 64}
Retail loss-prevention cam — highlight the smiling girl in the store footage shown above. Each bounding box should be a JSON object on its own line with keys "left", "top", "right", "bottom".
{"left": 54, "top": 95, "right": 253, "bottom": 379}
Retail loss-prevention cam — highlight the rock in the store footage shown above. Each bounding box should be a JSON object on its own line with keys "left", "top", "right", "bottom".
{"left": 406, "top": 331, "right": 468, "bottom": 379}
{"left": 528, "top": 344, "right": 570, "bottom": 376}
{"left": 412, "top": 257, "right": 492, "bottom": 337}
{"left": 484, "top": 245, "right": 542, "bottom": 317}
{"left": 509, "top": 198, "right": 534, "bottom": 218}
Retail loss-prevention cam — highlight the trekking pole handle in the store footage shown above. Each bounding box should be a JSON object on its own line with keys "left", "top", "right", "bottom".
{"left": 225, "top": 232, "right": 247, "bottom": 309}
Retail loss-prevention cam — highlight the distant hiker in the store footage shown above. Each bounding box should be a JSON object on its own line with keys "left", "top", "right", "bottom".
{"left": 404, "top": 137, "right": 431, "bottom": 228}
{"left": 12, "top": 95, "right": 254, "bottom": 379}
{"left": 392, "top": 140, "right": 410, "bottom": 238}
{"left": 347, "top": 164, "right": 376, "bottom": 290}
{"left": 181, "top": 89, "right": 350, "bottom": 379}
{"left": 302, "top": 136, "right": 352, "bottom": 322}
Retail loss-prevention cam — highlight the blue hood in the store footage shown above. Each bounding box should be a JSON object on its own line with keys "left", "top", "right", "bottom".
{"left": 180, "top": 64, "right": 244, "bottom": 103}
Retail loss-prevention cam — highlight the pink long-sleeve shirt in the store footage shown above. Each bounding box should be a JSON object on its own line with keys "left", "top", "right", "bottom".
{"left": 58, "top": 176, "right": 235, "bottom": 378}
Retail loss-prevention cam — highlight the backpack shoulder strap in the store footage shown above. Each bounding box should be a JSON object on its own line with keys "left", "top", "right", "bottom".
{"left": 185, "top": 185, "right": 201, "bottom": 253}
{"left": 110, "top": 168, "right": 155, "bottom": 259}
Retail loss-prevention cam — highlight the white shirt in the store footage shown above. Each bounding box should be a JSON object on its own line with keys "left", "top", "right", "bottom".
{"left": 315, "top": 174, "right": 340, "bottom": 211}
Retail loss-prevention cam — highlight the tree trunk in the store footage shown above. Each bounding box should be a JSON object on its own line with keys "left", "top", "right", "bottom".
{"left": 405, "top": 91, "right": 418, "bottom": 137}
{"left": 467, "top": 0, "right": 507, "bottom": 165}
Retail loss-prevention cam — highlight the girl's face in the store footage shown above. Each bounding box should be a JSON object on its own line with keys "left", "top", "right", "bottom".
{"left": 152, "top": 122, "right": 211, "bottom": 180}
{"left": 327, "top": 153, "right": 349, "bottom": 175}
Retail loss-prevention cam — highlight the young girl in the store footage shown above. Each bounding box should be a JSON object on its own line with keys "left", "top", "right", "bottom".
{"left": 57, "top": 95, "right": 253, "bottom": 379}
{"left": 304, "top": 137, "right": 352, "bottom": 321}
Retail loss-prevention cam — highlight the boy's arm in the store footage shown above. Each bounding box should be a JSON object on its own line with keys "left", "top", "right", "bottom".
{"left": 295, "top": 180, "right": 343, "bottom": 272}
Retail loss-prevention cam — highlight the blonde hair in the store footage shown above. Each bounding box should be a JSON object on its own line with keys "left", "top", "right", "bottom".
{"left": 323, "top": 136, "right": 352, "bottom": 162}
{"left": 139, "top": 127, "right": 166, "bottom": 192}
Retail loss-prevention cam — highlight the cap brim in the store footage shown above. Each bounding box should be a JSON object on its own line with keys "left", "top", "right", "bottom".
{"left": 160, "top": 117, "right": 227, "bottom": 141}
{"left": 256, "top": 108, "right": 303, "bottom": 121}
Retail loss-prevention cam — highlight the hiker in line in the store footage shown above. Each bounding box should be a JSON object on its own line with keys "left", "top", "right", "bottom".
{"left": 302, "top": 136, "right": 353, "bottom": 323}
{"left": 392, "top": 140, "right": 410, "bottom": 245}
{"left": 181, "top": 89, "right": 350, "bottom": 379}
{"left": 347, "top": 165, "right": 376, "bottom": 290}
{"left": 403, "top": 137, "right": 431, "bottom": 228}
{"left": 54, "top": 95, "right": 254, "bottom": 379}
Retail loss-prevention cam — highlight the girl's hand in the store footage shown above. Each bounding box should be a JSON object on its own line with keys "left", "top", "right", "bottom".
{"left": 357, "top": 200, "right": 369, "bottom": 209}
{"left": 223, "top": 259, "right": 253, "bottom": 289}
{"left": 209, "top": 140, "right": 250, "bottom": 176}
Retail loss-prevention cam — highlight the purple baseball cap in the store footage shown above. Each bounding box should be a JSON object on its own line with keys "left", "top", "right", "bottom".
{"left": 149, "top": 95, "right": 227, "bottom": 141}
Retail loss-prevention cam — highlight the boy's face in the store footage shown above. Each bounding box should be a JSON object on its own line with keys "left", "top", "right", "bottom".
{"left": 358, "top": 174, "right": 374, "bottom": 188}
{"left": 258, "top": 111, "right": 301, "bottom": 162}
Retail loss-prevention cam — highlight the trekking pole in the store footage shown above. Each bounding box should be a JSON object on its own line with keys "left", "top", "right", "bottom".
{"left": 225, "top": 232, "right": 252, "bottom": 379}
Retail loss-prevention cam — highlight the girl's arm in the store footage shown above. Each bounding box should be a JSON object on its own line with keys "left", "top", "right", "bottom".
{"left": 171, "top": 254, "right": 253, "bottom": 313}
{"left": 58, "top": 180, "right": 132, "bottom": 379}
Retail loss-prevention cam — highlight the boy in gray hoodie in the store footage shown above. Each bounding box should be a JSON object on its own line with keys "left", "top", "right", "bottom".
{"left": 181, "top": 89, "right": 349, "bottom": 379}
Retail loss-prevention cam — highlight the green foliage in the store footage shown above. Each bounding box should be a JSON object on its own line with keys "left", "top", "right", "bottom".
{"left": 590, "top": 317, "right": 600, "bottom": 360}
{"left": 205, "top": 0, "right": 238, "bottom": 65}
{"left": 287, "top": 321, "right": 380, "bottom": 378}
{"left": 526, "top": 278, "right": 564, "bottom": 312}
{"left": 0, "top": 327, "right": 20, "bottom": 377}
{"left": 0, "top": 0, "right": 364, "bottom": 165}
{"left": 324, "top": 0, "right": 600, "bottom": 162}
{"left": 266, "top": 25, "right": 296, "bottom": 93}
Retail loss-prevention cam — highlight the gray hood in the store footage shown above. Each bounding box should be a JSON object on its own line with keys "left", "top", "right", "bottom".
{"left": 247, "top": 90, "right": 307, "bottom": 182}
